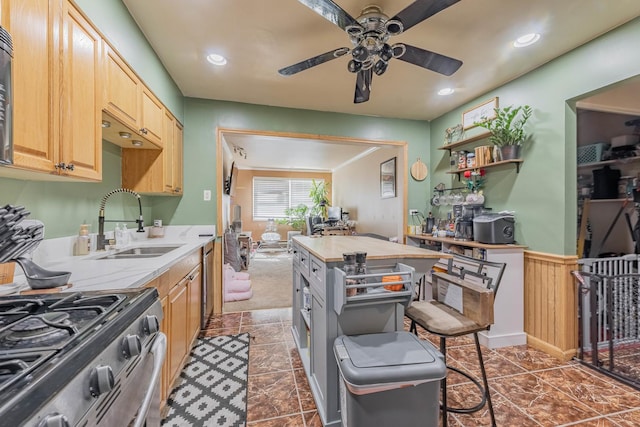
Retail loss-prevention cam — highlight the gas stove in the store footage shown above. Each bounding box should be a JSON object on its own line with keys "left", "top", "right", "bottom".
{"left": 0, "top": 288, "right": 165, "bottom": 426}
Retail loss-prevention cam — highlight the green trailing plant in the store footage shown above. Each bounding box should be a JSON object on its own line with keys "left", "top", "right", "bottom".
{"left": 276, "top": 204, "right": 309, "bottom": 231}
{"left": 475, "top": 104, "right": 533, "bottom": 147}
{"left": 309, "top": 179, "right": 331, "bottom": 218}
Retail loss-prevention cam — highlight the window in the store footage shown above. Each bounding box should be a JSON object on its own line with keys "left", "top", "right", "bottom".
{"left": 253, "top": 177, "right": 319, "bottom": 220}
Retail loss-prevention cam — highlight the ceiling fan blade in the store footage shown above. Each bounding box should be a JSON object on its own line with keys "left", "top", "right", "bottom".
{"left": 354, "top": 68, "right": 373, "bottom": 104}
{"left": 396, "top": 44, "right": 462, "bottom": 76}
{"left": 390, "top": 0, "right": 460, "bottom": 32}
{"left": 297, "top": 0, "right": 359, "bottom": 31}
{"left": 278, "top": 47, "right": 350, "bottom": 76}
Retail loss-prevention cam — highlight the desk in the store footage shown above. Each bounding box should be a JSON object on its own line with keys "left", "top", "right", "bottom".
{"left": 321, "top": 226, "right": 351, "bottom": 236}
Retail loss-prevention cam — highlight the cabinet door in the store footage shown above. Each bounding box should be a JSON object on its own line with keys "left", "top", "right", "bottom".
{"left": 6, "top": 0, "right": 59, "bottom": 173}
{"left": 140, "top": 87, "right": 164, "bottom": 147}
{"left": 168, "top": 278, "right": 188, "bottom": 385}
{"left": 310, "top": 293, "right": 327, "bottom": 404}
{"left": 159, "top": 295, "right": 170, "bottom": 405}
{"left": 187, "top": 265, "right": 202, "bottom": 344}
{"left": 103, "top": 45, "right": 140, "bottom": 130}
{"left": 59, "top": 1, "right": 102, "bottom": 180}
{"left": 162, "top": 110, "right": 175, "bottom": 193}
{"left": 173, "top": 121, "right": 184, "bottom": 194}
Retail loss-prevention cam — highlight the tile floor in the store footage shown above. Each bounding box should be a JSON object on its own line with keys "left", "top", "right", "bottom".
{"left": 200, "top": 308, "right": 640, "bottom": 426}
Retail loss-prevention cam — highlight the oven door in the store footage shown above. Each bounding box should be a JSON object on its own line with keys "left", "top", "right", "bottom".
{"left": 77, "top": 332, "right": 167, "bottom": 427}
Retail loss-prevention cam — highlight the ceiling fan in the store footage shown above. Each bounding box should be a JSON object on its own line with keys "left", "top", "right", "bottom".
{"left": 278, "top": 0, "right": 463, "bottom": 103}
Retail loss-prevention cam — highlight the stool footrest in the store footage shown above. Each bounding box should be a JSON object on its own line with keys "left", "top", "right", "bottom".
{"left": 441, "top": 365, "right": 487, "bottom": 414}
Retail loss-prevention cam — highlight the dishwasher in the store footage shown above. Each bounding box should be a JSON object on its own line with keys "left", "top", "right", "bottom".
{"left": 202, "top": 240, "right": 215, "bottom": 328}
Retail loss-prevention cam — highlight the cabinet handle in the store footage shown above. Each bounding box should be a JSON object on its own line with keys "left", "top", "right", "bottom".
{"left": 65, "top": 163, "right": 75, "bottom": 171}
{"left": 54, "top": 162, "right": 66, "bottom": 170}
{"left": 312, "top": 267, "right": 318, "bottom": 273}
{"left": 140, "top": 128, "right": 148, "bottom": 135}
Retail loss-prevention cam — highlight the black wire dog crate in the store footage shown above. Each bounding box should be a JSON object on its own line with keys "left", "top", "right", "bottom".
{"left": 574, "top": 255, "right": 640, "bottom": 389}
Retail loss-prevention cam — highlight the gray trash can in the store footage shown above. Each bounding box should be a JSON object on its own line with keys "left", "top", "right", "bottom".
{"left": 334, "top": 331, "right": 445, "bottom": 427}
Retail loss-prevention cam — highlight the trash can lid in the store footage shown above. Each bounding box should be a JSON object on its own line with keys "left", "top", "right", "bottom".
{"left": 334, "top": 332, "right": 445, "bottom": 386}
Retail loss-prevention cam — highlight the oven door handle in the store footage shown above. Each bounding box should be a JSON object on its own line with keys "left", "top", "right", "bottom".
{"left": 133, "top": 332, "right": 167, "bottom": 427}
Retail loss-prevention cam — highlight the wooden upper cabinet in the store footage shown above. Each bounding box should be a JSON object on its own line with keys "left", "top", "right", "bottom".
{"left": 5, "top": 0, "right": 60, "bottom": 174}
{"left": 141, "top": 87, "right": 164, "bottom": 147}
{"left": 102, "top": 47, "right": 164, "bottom": 149}
{"left": 122, "top": 111, "right": 183, "bottom": 196}
{"left": 1, "top": 0, "right": 102, "bottom": 181}
{"left": 173, "top": 121, "right": 184, "bottom": 194}
{"left": 103, "top": 45, "right": 141, "bottom": 131}
{"left": 162, "top": 110, "right": 175, "bottom": 192}
{"left": 59, "top": 1, "right": 102, "bottom": 180}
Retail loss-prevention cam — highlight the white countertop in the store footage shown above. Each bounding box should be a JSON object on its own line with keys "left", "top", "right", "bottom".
{"left": 7, "top": 225, "right": 215, "bottom": 294}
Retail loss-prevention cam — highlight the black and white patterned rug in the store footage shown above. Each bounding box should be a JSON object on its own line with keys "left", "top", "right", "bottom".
{"left": 162, "top": 333, "right": 250, "bottom": 427}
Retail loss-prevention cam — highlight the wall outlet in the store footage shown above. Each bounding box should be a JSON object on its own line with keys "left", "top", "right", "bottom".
{"left": 409, "top": 209, "right": 419, "bottom": 215}
{"left": 203, "top": 190, "right": 211, "bottom": 201}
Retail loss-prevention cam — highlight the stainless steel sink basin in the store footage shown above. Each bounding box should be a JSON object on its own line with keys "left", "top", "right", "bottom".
{"left": 95, "top": 245, "right": 183, "bottom": 260}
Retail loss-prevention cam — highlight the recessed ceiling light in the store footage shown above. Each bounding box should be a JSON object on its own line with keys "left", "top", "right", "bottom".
{"left": 206, "top": 54, "right": 227, "bottom": 66}
{"left": 119, "top": 132, "right": 131, "bottom": 139}
{"left": 101, "top": 120, "right": 111, "bottom": 128}
{"left": 514, "top": 33, "right": 541, "bottom": 48}
{"left": 438, "top": 88, "right": 455, "bottom": 96}
{"left": 131, "top": 140, "right": 143, "bottom": 147}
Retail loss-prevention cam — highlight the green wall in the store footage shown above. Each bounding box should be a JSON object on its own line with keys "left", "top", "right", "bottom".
{"left": 153, "top": 98, "right": 432, "bottom": 227}
{"left": 430, "top": 17, "right": 640, "bottom": 255}
{"left": 0, "top": 143, "right": 153, "bottom": 237}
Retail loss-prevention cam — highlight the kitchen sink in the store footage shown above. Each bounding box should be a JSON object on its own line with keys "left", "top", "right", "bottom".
{"left": 94, "top": 245, "right": 183, "bottom": 260}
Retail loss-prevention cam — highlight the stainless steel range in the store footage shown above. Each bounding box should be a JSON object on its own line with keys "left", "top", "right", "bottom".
{"left": 0, "top": 287, "right": 166, "bottom": 427}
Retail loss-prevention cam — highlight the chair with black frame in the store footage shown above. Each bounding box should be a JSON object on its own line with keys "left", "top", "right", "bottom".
{"left": 405, "top": 254, "right": 506, "bottom": 427}
{"left": 306, "top": 215, "right": 324, "bottom": 236}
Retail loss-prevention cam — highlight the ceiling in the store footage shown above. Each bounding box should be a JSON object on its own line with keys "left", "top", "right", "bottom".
{"left": 122, "top": 0, "right": 640, "bottom": 170}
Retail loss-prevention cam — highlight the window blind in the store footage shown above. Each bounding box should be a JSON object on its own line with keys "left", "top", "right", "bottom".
{"left": 253, "top": 178, "right": 320, "bottom": 220}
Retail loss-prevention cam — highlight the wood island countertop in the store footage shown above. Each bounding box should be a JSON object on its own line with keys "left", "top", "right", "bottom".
{"left": 293, "top": 235, "right": 449, "bottom": 263}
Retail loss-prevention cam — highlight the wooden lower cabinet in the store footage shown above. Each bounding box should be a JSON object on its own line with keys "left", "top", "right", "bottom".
{"left": 144, "top": 248, "right": 203, "bottom": 409}
{"left": 168, "top": 277, "right": 189, "bottom": 387}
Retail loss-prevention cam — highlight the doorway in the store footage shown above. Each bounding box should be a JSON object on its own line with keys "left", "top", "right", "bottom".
{"left": 215, "top": 127, "right": 408, "bottom": 313}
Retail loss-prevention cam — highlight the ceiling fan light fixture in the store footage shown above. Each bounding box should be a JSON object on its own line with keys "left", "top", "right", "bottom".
{"left": 206, "top": 53, "right": 227, "bottom": 66}
{"left": 347, "top": 59, "right": 361, "bottom": 73}
{"left": 346, "top": 24, "right": 364, "bottom": 38}
{"left": 352, "top": 45, "right": 369, "bottom": 62}
{"left": 373, "top": 59, "right": 388, "bottom": 76}
{"left": 384, "top": 19, "right": 403, "bottom": 36}
{"left": 391, "top": 43, "right": 406, "bottom": 58}
{"left": 437, "top": 87, "right": 455, "bottom": 96}
{"left": 513, "top": 33, "right": 540, "bottom": 48}
{"left": 380, "top": 43, "right": 393, "bottom": 62}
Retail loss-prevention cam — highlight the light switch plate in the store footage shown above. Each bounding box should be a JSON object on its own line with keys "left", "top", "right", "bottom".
{"left": 203, "top": 190, "right": 211, "bottom": 201}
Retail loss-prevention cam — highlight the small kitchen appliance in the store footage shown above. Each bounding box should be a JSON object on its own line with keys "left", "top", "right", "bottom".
{"left": 473, "top": 213, "right": 516, "bottom": 244}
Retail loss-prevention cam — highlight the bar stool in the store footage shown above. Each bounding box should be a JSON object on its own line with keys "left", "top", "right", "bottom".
{"left": 405, "top": 255, "right": 505, "bottom": 427}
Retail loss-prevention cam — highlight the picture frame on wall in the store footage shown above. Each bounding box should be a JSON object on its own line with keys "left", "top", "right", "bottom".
{"left": 462, "top": 97, "right": 499, "bottom": 130}
{"left": 380, "top": 157, "right": 396, "bottom": 199}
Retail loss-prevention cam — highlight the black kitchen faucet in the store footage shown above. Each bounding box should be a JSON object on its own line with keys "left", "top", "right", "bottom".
{"left": 97, "top": 188, "right": 145, "bottom": 251}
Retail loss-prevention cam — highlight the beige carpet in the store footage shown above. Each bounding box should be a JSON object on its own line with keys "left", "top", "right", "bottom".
{"left": 223, "top": 249, "right": 292, "bottom": 313}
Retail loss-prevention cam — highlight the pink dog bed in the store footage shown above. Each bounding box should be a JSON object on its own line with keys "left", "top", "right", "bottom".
{"left": 224, "top": 264, "right": 253, "bottom": 302}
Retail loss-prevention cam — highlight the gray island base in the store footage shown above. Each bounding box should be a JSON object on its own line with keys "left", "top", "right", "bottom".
{"left": 291, "top": 236, "right": 446, "bottom": 426}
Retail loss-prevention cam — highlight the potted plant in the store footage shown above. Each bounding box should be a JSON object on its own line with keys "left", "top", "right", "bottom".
{"left": 276, "top": 204, "right": 309, "bottom": 232}
{"left": 475, "top": 104, "right": 533, "bottom": 160}
{"left": 309, "top": 179, "right": 331, "bottom": 219}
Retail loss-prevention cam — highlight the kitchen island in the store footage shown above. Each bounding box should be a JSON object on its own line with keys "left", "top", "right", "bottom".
{"left": 291, "top": 235, "right": 446, "bottom": 427}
